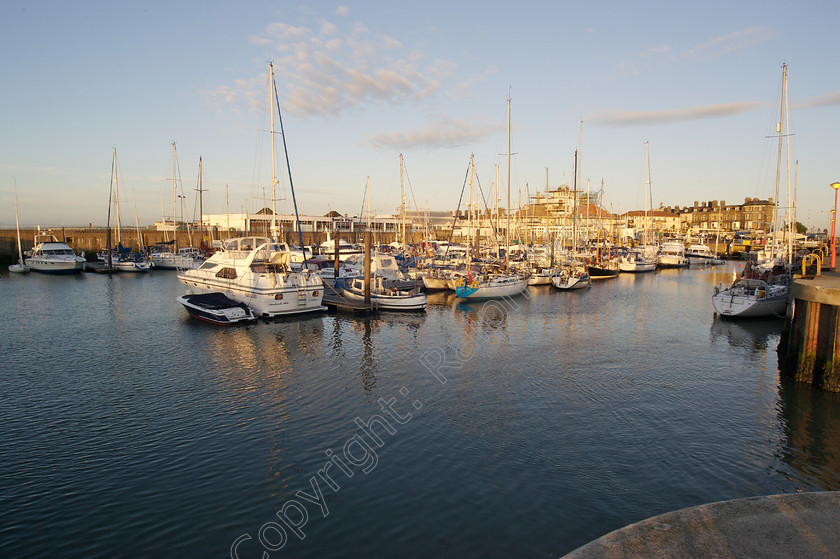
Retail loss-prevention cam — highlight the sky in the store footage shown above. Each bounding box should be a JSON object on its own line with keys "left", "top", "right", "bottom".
{"left": 2, "top": 1, "right": 839, "bottom": 231}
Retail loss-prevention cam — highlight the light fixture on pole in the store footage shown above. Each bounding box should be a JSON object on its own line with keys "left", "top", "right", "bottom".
{"left": 831, "top": 182, "right": 840, "bottom": 269}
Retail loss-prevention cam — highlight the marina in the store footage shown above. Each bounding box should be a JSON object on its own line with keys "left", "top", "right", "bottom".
{"left": 2, "top": 262, "right": 840, "bottom": 558}
{"left": 2, "top": 10, "right": 839, "bottom": 556}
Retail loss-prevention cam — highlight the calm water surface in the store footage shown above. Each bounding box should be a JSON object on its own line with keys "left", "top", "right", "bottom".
{"left": 1, "top": 266, "right": 839, "bottom": 558}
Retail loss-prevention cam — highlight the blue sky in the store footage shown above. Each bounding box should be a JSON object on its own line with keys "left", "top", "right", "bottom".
{"left": 2, "top": 1, "right": 839, "bottom": 231}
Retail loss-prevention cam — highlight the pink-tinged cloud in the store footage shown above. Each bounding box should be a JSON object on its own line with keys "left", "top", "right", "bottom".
{"left": 590, "top": 101, "right": 766, "bottom": 127}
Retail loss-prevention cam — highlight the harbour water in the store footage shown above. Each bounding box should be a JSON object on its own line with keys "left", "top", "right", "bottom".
{"left": 2, "top": 266, "right": 840, "bottom": 558}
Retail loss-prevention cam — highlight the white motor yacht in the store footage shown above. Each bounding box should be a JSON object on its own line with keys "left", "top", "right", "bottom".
{"left": 657, "top": 242, "right": 689, "bottom": 268}
{"left": 27, "top": 232, "right": 86, "bottom": 274}
{"left": 178, "top": 236, "right": 326, "bottom": 317}
{"left": 686, "top": 244, "right": 724, "bottom": 266}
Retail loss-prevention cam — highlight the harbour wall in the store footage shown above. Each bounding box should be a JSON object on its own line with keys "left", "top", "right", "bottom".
{"left": 0, "top": 227, "right": 425, "bottom": 257}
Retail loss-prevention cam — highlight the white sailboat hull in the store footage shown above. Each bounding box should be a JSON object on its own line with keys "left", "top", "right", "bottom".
{"left": 618, "top": 260, "right": 656, "bottom": 273}
{"left": 712, "top": 280, "right": 788, "bottom": 318}
{"left": 527, "top": 271, "right": 552, "bottom": 285}
{"left": 455, "top": 276, "right": 528, "bottom": 300}
{"left": 341, "top": 288, "right": 427, "bottom": 311}
{"left": 551, "top": 274, "right": 591, "bottom": 290}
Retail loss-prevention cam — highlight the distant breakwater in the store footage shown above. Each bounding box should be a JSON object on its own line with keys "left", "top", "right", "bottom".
{"left": 0, "top": 227, "right": 421, "bottom": 256}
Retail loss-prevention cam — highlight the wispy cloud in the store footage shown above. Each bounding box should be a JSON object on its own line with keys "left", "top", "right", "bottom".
{"left": 590, "top": 101, "right": 766, "bottom": 127}
{"left": 204, "top": 12, "right": 452, "bottom": 118}
{"left": 365, "top": 116, "right": 498, "bottom": 151}
{"left": 684, "top": 26, "right": 777, "bottom": 59}
{"left": 616, "top": 26, "right": 777, "bottom": 78}
{"left": 795, "top": 91, "right": 840, "bottom": 109}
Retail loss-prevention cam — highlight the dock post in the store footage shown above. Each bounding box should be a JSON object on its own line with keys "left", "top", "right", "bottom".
{"left": 779, "top": 275, "right": 840, "bottom": 391}
{"left": 334, "top": 230, "right": 340, "bottom": 281}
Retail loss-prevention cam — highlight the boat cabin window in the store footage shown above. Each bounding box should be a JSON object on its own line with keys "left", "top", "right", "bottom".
{"left": 215, "top": 267, "right": 238, "bottom": 279}
{"left": 198, "top": 262, "right": 218, "bottom": 270}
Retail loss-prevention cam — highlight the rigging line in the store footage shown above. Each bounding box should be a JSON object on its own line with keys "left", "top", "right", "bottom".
{"left": 473, "top": 170, "right": 502, "bottom": 250}
{"left": 273, "top": 72, "right": 306, "bottom": 260}
{"left": 401, "top": 158, "right": 430, "bottom": 240}
{"left": 358, "top": 178, "right": 369, "bottom": 224}
{"left": 444, "top": 159, "right": 473, "bottom": 259}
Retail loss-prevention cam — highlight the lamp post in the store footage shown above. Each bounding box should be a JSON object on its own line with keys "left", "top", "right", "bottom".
{"left": 832, "top": 182, "right": 840, "bottom": 269}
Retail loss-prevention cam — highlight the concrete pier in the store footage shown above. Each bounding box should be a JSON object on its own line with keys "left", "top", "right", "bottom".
{"left": 779, "top": 271, "right": 840, "bottom": 392}
{"left": 561, "top": 492, "right": 840, "bottom": 559}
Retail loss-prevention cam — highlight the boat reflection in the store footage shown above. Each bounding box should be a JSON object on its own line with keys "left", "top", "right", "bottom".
{"left": 709, "top": 316, "right": 783, "bottom": 352}
{"left": 425, "top": 290, "right": 458, "bottom": 307}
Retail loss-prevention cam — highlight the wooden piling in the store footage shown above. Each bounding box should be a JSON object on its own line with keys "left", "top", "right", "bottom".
{"left": 334, "top": 230, "right": 340, "bottom": 280}
{"left": 780, "top": 274, "right": 840, "bottom": 391}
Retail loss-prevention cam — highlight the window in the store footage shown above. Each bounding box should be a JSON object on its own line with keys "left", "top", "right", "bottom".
{"left": 216, "top": 267, "right": 237, "bottom": 279}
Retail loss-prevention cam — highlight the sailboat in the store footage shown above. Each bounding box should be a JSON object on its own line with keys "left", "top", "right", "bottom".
{"left": 150, "top": 143, "right": 200, "bottom": 269}
{"left": 619, "top": 141, "right": 657, "bottom": 273}
{"left": 713, "top": 64, "right": 793, "bottom": 318}
{"left": 454, "top": 133, "right": 527, "bottom": 301}
{"left": 8, "top": 180, "right": 30, "bottom": 273}
{"left": 551, "top": 149, "right": 591, "bottom": 290}
{"left": 178, "top": 62, "right": 326, "bottom": 318}
{"left": 100, "top": 148, "right": 151, "bottom": 272}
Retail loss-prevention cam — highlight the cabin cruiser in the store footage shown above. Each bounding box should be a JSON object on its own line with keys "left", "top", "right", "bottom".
{"left": 657, "top": 242, "right": 689, "bottom": 268}
{"left": 178, "top": 236, "right": 325, "bottom": 317}
{"left": 150, "top": 246, "right": 205, "bottom": 269}
{"left": 27, "top": 232, "right": 86, "bottom": 274}
{"left": 319, "top": 237, "right": 362, "bottom": 261}
{"left": 686, "top": 244, "right": 723, "bottom": 266}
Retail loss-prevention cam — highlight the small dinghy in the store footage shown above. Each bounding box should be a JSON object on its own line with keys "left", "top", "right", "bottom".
{"left": 177, "top": 293, "right": 257, "bottom": 325}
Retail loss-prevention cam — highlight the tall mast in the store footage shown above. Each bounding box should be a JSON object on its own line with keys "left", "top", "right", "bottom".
{"left": 107, "top": 149, "right": 115, "bottom": 270}
{"left": 172, "top": 142, "right": 178, "bottom": 251}
{"left": 270, "top": 62, "right": 278, "bottom": 241}
{"left": 366, "top": 176, "right": 371, "bottom": 233}
{"left": 572, "top": 149, "right": 578, "bottom": 251}
{"left": 525, "top": 182, "right": 530, "bottom": 246}
{"left": 113, "top": 148, "right": 121, "bottom": 245}
{"left": 198, "top": 156, "right": 204, "bottom": 243}
{"left": 13, "top": 179, "right": 24, "bottom": 265}
{"left": 784, "top": 70, "right": 793, "bottom": 265}
{"left": 644, "top": 141, "right": 651, "bottom": 245}
{"left": 400, "top": 153, "right": 406, "bottom": 249}
{"left": 495, "top": 164, "right": 501, "bottom": 239}
{"left": 506, "top": 96, "right": 511, "bottom": 268}
{"left": 578, "top": 120, "right": 583, "bottom": 216}
{"left": 469, "top": 153, "right": 475, "bottom": 267}
{"left": 272, "top": 62, "right": 308, "bottom": 257}
{"left": 772, "top": 63, "right": 786, "bottom": 260}
{"left": 586, "top": 178, "right": 591, "bottom": 246}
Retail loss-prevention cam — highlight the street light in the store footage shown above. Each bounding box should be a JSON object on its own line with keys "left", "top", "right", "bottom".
{"left": 832, "top": 182, "right": 840, "bottom": 269}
